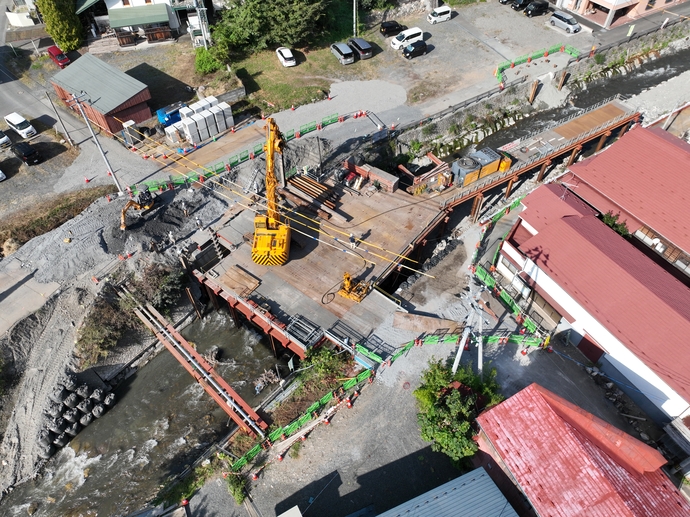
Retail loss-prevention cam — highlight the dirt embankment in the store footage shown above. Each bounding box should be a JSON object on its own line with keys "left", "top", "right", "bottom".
{"left": 0, "top": 188, "right": 229, "bottom": 499}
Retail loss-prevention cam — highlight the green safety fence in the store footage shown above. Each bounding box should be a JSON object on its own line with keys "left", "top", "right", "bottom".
{"left": 299, "top": 121, "right": 318, "bottom": 136}
{"left": 475, "top": 265, "right": 496, "bottom": 288}
{"left": 565, "top": 45, "right": 579, "bottom": 58}
{"left": 239, "top": 150, "right": 250, "bottom": 162}
{"left": 253, "top": 143, "right": 264, "bottom": 156}
{"left": 499, "top": 289, "right": 521, "bottom": 315}
{"left": 285, "top": 129, "right": 295, "bottom": 141}
{"left": 491, "top": 230, "right": 510, "bottom": 266}
{"left": 213, "top": 162, "right": 225, "bottom": 174}
{"left": 231, "top": 369, "right": 372, "bottom": 472}
{"left": 229, "top": 155, "right": 240, "bottom": 167}
{"left": 322, "top": 113, "right": 339, "bottom": 127}
{"left": 496, "top": 44, "right": 572, "bottom": 83}
{"left": 355, "top": 344, "right": 384, "bottom": 364}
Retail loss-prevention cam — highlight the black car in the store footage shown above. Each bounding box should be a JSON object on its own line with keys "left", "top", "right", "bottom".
{"left": 380, "top": 20, "right": 407, "bottom": 37}
{"left": 347, "top": 38, "right": 373, "bottom": 59}
{"left": 499, "top": 0, "right": 512, "bottom": 4}
{"left": 403, "top": 40, "right": 427, "bottom": 60}
{"left": 511, "top": 0, "right": 530, "bottom": 10}
{"left": 525, "top": 0, "right": 549, "bottom": 16}
{"left": 11, "top": 142, "right": 41, "bottom": 165}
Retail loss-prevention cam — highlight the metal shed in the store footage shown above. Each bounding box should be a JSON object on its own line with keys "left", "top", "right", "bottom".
{"left": 50, "top": 54, "right": 152, "bottom": 134}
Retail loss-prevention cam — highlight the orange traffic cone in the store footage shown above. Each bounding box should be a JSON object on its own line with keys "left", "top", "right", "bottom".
{"left": 84, "top": 176, "right": 90, "bottom": 183}
{"left": 291, "top": 105, "right": 295, "bottom": 111}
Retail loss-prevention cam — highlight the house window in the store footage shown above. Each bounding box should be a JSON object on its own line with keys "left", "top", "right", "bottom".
{"left": 145, "top": 0, "right": 152, "bottom": 3}
{"left": 122, "top": 0, "right": 130, "bottom": 5}
{"left": 501, "top": 256, "right": 518, "bottom": 275}
{"left": 530, "top": 291, "right": 561, "bottom": 323}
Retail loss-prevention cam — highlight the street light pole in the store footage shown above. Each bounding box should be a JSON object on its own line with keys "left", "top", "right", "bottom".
{"left": 353, "top": 0, "right": 357, "bottom": 37}
{"left": 70, "top": 92, "right": 123, "bottom": 194}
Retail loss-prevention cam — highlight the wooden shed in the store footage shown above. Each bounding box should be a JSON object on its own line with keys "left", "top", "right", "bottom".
{"left": 50, "top": 54, "right": 152, "bottom": 134}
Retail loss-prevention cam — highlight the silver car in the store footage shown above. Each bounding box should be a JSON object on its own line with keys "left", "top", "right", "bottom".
{"left": 331, "top": 43, "right": 355, "bottom": 65}
{"left": 549, "top": 11, "right": 581, "bottom": 33}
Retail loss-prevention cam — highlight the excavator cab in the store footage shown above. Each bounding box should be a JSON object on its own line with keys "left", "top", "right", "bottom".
{"left": 120, "top": 187, "right": 155, "bottom": 230}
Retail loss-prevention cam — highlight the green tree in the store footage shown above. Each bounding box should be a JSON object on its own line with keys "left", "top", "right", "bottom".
{"left": 414, "top": 360, "right": 503, "bottom": 465}
{"left": 602, "top": 211, "right": 630, "bottom": 237}
{"left": 36, "top": 0, "right": 82, "bottom": 51}
{"left": 212, "top": 0, "right": 330, "bottom": 57}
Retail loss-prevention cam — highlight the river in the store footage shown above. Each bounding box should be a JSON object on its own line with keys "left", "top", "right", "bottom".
{"left": 3, "top": 311, "right": 285, "bottom": 517}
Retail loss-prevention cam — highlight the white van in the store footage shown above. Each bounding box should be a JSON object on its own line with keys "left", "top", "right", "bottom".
{"left": 427, "top": 5, "right": 452, "bottom": 24}
{"left": 391, "top": 27, "right": 424, "bottom": 50}
{"left": 4, "top": 112, "right": 36, "bottom": 139}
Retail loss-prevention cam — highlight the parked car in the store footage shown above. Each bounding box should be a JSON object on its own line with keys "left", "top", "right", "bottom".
{"left": 276, "top": 47, "right": 297, "bottom": 67}
{"left": 499, "top": 0, "right": 512, "bottom": 4}
{"left": 380, "top": 20, "right": 407, "bottom": 37}
{"left": 550, "top": 10, "right": 582, "bottom": 33}
{"left": 403, "top": 40, "right": 428, "bottom": 59}
{"left": 46, "top": 45, "right": 70, "bottom": 69}
{"left": 11, "top": 142, "right": 41, "bottom": 165}
{"left": 427, "top": 5, "right": 452, "bottom": 24}
{"left": 4, "top": 112, "right": 36, "bottom": 139}
{"left": 0, "top": 169, "right": 5, "bottom": 181}
{"left": 331, "top": 43, "right": 355, "bottom": 65}
{"left": 511, "top": 0, "right": 530, "bottom": 10}
{"left": 524, "top": 0, "right": 549, "bottom": 17}
{"left": 0, "top": 130, "right": 10, "bottom": 148}
{"left": 391, "top": 27, "right": 423, "bottom": 50}
{"left": 347, "top": 38, "right": 373, "bottom": 59}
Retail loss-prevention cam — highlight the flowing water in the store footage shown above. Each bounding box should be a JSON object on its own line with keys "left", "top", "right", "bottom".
{"left": 3, "top": 311, "right": 285, "bottom": 517}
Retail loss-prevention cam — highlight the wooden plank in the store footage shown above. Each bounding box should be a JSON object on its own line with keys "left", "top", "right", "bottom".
{"left": 220, "top": 265, "right": 260, "bottom": 297}
{"left": 393, "top": 312, "right": 462, "bottom": 333}
{"left": 554, "top": 103, "right": 625, "bottom": 140}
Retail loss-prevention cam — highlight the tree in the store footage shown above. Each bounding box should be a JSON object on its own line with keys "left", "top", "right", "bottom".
{"left": 602, "top": 211, "right": 630, "bottom": 237}
{"left": 414, "top": 360, "right": 503, "bottom": 465}
{"left": 212, "top": 0, "right": 330, "bottom": 57}
{"left": 36, "top": 0, "right": 83, "bottom": 52}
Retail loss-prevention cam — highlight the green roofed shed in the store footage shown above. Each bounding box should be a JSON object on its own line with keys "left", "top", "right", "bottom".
{"left": 108, "top": 4, "right": 170, "bottom": 29}
{"left": 50, "top": 54, "right": 152, "bottom": 134}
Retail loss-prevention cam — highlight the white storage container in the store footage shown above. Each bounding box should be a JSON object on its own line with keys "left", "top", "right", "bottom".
{"left": 218, "top": 101, "right": 234, "bottom": 129}
{"left": 189, "top": 101, "right": 204, "bottom": 114}
{"left": 209, "top": 106, "right": 226, "bottom": 132}
{"left": 205, "top": 96, "right": 218, "bottom": 107}
{"left": 179, "top": 106, "right": 194, "bottom": 119}
{"left": 181, "top": 118, "right": 200, "bottom": 144}
{"left": 192, "top": 113, "right": 209, "bottom": 141}
{"left": 202, "top": 110, "right": 218, "bottom": 136}
{"left": 197, "top": 98, "right": 211, "bottom": 112}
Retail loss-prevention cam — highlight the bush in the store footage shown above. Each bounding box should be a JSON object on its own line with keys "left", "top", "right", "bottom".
{"left": 132, "top": 263, "right": 186, "bottom": 311}
{"left": 594, "top": 52, "right": 606, "bottom": 65}
{"left": 414, "top": 360, "right": 503, "bottom": 465}
{"left": 227, "top": 474, "right": 247, "bottom": 504}
{"left": 195, "top": 47, "right": 223, "bottom": 75}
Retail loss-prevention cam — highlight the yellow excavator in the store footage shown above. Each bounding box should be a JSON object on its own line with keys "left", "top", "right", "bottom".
{"left": 120, "top": 187, "right": 155, "bottom": 230}
{"left": 251, "top": 118, "right": 291, "bottom": 266}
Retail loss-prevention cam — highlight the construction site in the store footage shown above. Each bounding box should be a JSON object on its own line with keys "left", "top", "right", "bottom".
{"left": 0, "top": 81, "right": 653, "bottom": 516}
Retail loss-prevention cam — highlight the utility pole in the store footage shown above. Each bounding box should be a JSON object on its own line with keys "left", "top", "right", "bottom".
{"left": 45, "top": 91, "right": 74, "bottom": 147}
{"left": 195, "top": 0, "right": 210, "bottom": 50}
{"left": 353, "top": 0, "right": 357, "bottom": 37}
{"left": 69, "top": 92, "right": 123, "bottom": 194}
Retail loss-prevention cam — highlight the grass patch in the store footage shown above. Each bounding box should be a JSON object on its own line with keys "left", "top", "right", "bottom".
{"left": 0, "top": 186, "right": 116, "bottom": 257}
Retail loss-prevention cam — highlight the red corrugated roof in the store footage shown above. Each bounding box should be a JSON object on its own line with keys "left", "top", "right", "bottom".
{"left": 477, "top": 384, "right": 690, "bottom": 517}
{"left": 520, "top": 183, "right": 596, "bottom": 233}
{"left": 567, "top": 125, "right": 690, "bottom": 253}
{"left": 518, "top": 212, "right": 690, "bottom": 400}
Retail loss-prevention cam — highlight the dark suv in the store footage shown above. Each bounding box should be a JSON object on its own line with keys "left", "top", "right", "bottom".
{"left": 348, "top": 38, "right": 373, "bottom": 59}
{"left": 511, "top": 0, "right": 530, "bottom": 10}
{"left": 11, "top": 142, "right": 41, "bottom": 165}
{"left": 525, "top": 0, "right": 549, "bottom": 16}
{"left": 380, "top": 21, "right": 407, "bottom": 37}
{"left": 403, "top": 41, "right": 428, "bottom": 60}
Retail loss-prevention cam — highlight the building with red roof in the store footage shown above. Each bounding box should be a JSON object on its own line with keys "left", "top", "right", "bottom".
{"left": 476, "top": 383, "right": 690, "bottom": 517}
{"left": 495, "top": 184, "right": 690, "bottom": 424}
{"left": 562, "top": 126, "right": 690, "bottom": 279}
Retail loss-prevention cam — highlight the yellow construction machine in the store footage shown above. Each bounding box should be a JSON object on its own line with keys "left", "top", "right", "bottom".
{"left": 251, "top": 118, "right": 291, "bottom": 266}
{"left": 120, "top": 187, "right": 155, "bottom": 230}
{"left": 337, "top": 272, "right": 371, "bottom": 303}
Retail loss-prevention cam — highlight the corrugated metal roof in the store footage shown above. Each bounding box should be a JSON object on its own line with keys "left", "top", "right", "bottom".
{"left": 108, "top": 4, "right": 170, "bottom": 29}
{"left": 567, "top": 125, "right": 690, "bottom": 253}
{"left": 76, "top": 0, "right": 100, "bottom": 15}
{"left": 50, "top": 54, "right": 148, "bottom": 115}
{"left": 516, "top": 207, "right": 690, "bottom": 401}
{"left": 477, "top": 384, "right": 690, "bottom": 517}
{"left": 520, "top": 183, "right": 596, "bottom": 233}
{"left": 376, "top": 467, "right": 518, "bottom": 517}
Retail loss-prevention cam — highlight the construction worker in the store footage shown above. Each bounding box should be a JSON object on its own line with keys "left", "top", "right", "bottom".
{"left": 181, "top": 201, "right": 189, "bottom": 218}
{"left": 195, "top": 217, "right": 203, "bottom": 230}
{"left": 349, "top": 233, "right": 356, "bottom": 250}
